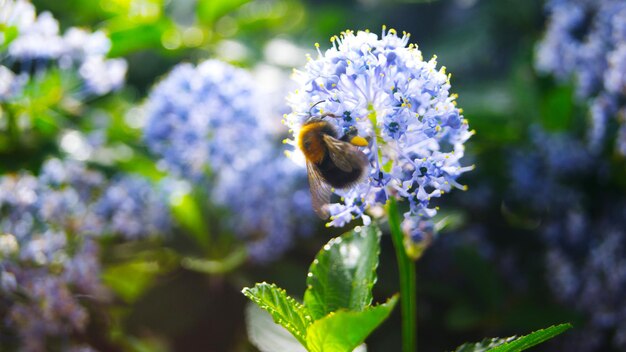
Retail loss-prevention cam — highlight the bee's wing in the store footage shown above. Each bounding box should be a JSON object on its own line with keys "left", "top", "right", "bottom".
{"left": 307, "top": 160, "right": 332, "bottom": 219}
{"left": 322, "top": 134, "right": 364, "bottom": 172}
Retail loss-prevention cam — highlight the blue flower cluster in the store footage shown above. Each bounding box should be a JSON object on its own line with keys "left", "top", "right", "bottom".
{"left": 0, "top": 0, "right": 126, "bottom": 100}
{"left": 544, "top": 206, "right": 626, "bottom": 351}
{"left": 94, "top": 176, "right": 172, "bottom": 240}
{"left": 508, "top": 126, "right": 593, "bottom": 211}
{"left": 0, "top": 159, "right": 170, "bottom": 350}
{"left": 536, "top": 0, "right": 626, "bottom": 154}
{"left": 144, "top": 60, "right": 263, "bottom": 180}
{"left": 143, "top": 59, "right": 312, "bottom": 262}
{"left": 284, "top": 28, "right": 473, "bottom": 232}
{"left": 507, "top": 127, "right": 626, "bottom": 350}
{"left": 213, "top": 149, "right": 313, "bottom": 262}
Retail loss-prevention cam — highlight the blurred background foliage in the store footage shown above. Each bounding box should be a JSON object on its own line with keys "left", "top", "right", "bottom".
{"left": 2, "top": 0, "right": 625, "bottom": 351}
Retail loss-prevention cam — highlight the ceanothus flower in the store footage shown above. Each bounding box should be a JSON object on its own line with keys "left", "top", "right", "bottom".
{"left": 143, "top": 60, "right": 265, "bottom": 180}
{"left": 536, "top": 0, "right": 626, "bottom": 155}
{"left": 284, "top": 27, "right": 473, "bottom": 230}
{"left": 0, "top": 158, "right": 170, "bottom": 350}
{"left": 144, "top": 59, "right": 312, "bottom": 262}
{"left": 508, "top": 126, "right": 592, "bottom": 211}
{"left": 0, "top": 0, "right": 127, "bottom": 97}
{"left": 213, "top": 148, "right": 312, "bottom": 262}
{"left": 543, "top": 205, "right": 626, "bottom": 351}
{"left": 94, "top": 175, "right": 171, "bottom": 240}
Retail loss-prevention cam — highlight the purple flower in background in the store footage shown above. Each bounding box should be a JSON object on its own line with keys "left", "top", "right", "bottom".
{"left": 94, "top": 176, "right": 171, "bottom": 240}
{"left": 143, "top": 60, "right": 265, "bottom": 180}
{"left": 144, "top": 59, "right": 312, "bottom": 262}
{"left": 0, "top": 158, "right": 170, "bottom": 350}
{"left": 0, "top": 0, "right": 127, "bottom": 97}
{"left": 544, "top": 205, "right": 626, "bottom": 351}
{"left": 508, "top": 126, "right": 593, "bottom": 211}
{"left": 284, "top": 27, "right": 473, "bottom": 232}
{"left": 536, "top": 0, "right": 626, "bottom": 155}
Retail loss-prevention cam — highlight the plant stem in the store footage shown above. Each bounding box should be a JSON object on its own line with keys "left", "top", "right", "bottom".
{"left": 386, "top": 198, "right": 417, "bottom": 352}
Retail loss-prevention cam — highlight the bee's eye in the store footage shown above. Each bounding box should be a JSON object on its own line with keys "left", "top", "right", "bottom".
{"left": 304, "top": 140, "right": 311, "bottom": 150}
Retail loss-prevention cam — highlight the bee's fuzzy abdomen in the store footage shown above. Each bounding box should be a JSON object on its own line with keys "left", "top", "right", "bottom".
{"left": 318, "top": 154, "right": 367, "bottom": 189}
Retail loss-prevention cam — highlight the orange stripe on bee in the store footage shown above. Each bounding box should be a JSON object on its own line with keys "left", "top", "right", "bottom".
{"left": 298, "top": 121, "right": 327, "bottom": 164}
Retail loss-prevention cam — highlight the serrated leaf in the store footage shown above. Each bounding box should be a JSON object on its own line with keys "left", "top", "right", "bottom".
{"left": 490, "top": 324, "right": 572, "bottom": 352}
{"left": 304, "top": 226, "right": 381, "bottom": 320}
{"left": 453, "top": 323, "right": 572, "bottom": 352}
{"left": 242, "top": 283, "right": 312, "bottom": 346}
{"left": 306, "top": 295, "right": 398, "bottom": 352}
{"left": 245, "top": 302, "right": 308, "bottom": 352}
{"left": 454, "top": 337, "right": 517, "bottom": 352}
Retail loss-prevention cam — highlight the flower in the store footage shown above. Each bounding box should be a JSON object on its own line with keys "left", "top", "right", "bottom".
{"left": 213, "top": 149, "right": 312, "bottom": 262}
{"left": 536, "top": 0, "right": 626, "bottom": 154}
{"left": 544, "top": 205, "right": 626, "bottom": 351}
{"left": 508, "top": 126, "right": 592, "bottom": 211}
{"left": 0, "top": 158, "right": 170, "bottom": 350}
{"left": 144, "top": 59, "right": 312, "bottom": 262}
{"left": 284, "top": 27, "right": 473, "bottom": 230}
{"left": 143, "top": 60, "right": 265, "bottom": 180}
{"left": 0, "top": 0, "right": 126, "bottom": 97}
{"left": 94, "top": 175, "right": 171, "bottom": 240}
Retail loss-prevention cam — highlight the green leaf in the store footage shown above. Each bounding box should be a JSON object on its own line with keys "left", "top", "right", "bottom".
{"left": 454, "top": 337, "right": 518, "bottom": 352}
{"left": 304, "top": 226, "right": 381, "bottom": 320}
{"left": 454, "top": 323, "right": 572, "bottom": 352}
{"left": 242, "top": 283, "right": 312, "bottom": 347}
{"left": 245, "top": 303, "right": 308, "bottom": 352}
{"left": 197, "top": 0, "right": 251, "bottom": 24}
{"left": 170, "top": 192, "right": 210, "bottom": 249}
{"left": 102, "top": 261, "right": 160, "bottom": 303}
{"left": 306, "top": 295, "right": 398, "bottom": 352}
{"left": 108, "top": 20, "right": 173, "bottom": 56}
{"left": 490, "top": 324, "right": 572, "bottom": 352}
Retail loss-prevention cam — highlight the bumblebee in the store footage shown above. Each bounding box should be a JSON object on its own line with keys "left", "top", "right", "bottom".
{"left": 298, "top": 114, "right": 369, "bottom": 218}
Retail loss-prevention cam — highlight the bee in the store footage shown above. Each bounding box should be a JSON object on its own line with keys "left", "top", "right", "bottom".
{"left": 298, "top": 112, "right": 369, "bottom": 218}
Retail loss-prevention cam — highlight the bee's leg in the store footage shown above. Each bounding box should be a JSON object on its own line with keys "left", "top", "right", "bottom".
{"left": 319, "top": 113, "right": 341, "bottom": 119}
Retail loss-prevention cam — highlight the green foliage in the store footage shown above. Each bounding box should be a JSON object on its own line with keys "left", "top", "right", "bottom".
{"left": 102, "top": 261, "right": 160, "bottom": 303}
{"left": 242, "top": 282, "right": 312, "bottom": 346}
{"left": 306, "top": 296, "right": 398, "bottom": 352}
{"left": 304, "top": 226, "right": 381, "bottom": 319}
{"left": 197, "top": 0, "right": 252, "bottom": 25}
{"left": 454, "top": 324, "right": 572, "bottom": 352}
{"left": 242, "top": 226, "right": 397, "bottom": 352}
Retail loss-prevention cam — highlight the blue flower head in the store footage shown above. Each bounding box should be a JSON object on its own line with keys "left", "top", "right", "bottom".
{"left": 0, "top": 0, "right": 127, "bottom": 97}
{"left": 0, "top": 158, "right": 170, "bottom": 350}
{"left": 536, "top": 0, "right": 626, "bottom": 154}
{"left": 284, "top": 28, "right": 473, "bottom": 230}
{"left": 143, "top": 60, "right": 265, "bottom": 180}
{"left": 144, "top": 60, "right": 312, "bottom": 262}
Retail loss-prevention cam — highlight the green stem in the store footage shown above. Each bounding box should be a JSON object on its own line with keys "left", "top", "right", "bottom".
{"left": 386, "top": 198, "right": 417, "bottom": 352}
